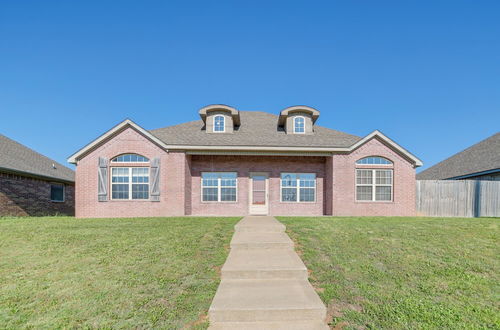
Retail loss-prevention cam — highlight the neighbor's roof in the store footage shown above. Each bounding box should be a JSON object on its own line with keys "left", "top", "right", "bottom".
{"left": 417, "top": 132, "right": 500, "bottom": 180}
{"left": 0, "top": 134, "right": 75, "bottom": 182}
{"left": 150, "top": 111, "right": 361, "bottom": 148}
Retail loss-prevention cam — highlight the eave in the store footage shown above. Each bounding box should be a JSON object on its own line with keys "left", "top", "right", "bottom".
{"left": 0, "top": 167, "right": 75, "bottom": 184}
{"left": 68, "top": 118, "right": 422, "bottom": 168}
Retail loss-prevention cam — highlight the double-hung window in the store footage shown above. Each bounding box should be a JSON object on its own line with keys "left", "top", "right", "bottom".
{"left": 356, "top": 169, "right": 393, "bottom": 201}
{"left": 281, "top": 173, "right": 316, "bottom": 202}
{"left": 111, "top": 167, "right": 149, "bottom": 200}
{"left": 202, "top": 172, "right": 237, "bottom": 202}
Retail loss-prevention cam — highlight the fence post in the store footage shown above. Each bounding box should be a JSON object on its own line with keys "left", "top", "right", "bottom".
{"left": 416, "top": 180, "right": 421, "bottom": 213}
{"left": 474, "top": 180, "right": 481, "bottom": 217}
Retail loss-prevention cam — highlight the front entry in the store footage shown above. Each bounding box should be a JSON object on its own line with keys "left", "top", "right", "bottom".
{"left": 249, "top": 173, "right": 269, "bottom": 215}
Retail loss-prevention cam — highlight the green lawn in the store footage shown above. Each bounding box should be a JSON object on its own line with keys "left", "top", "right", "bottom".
{"left": 0, "top": 216, "right": 240, "bottom": 329}
{"left": 278, "top": 216, "right": 499, "bottom": 329}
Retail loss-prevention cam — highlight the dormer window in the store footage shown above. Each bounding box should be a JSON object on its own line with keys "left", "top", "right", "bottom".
{"left": 214, "top": 115, "right": 225, "bottom": 132}
{"left": 294, "top": 116, "right": 305, "bottom": 134}
{"left": 278, "top": 106, "right": 320, "bottom": 135}
{"left": 198, "top": 105, "right": 240, "bottom": 133}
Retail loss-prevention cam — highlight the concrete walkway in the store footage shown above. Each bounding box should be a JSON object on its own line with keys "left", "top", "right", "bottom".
{"left": 208, "top": 216, "right": 328, "bottom": 329}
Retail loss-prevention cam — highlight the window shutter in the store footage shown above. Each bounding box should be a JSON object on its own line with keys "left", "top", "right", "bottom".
{"left": 150, "top": 157, "right": 160, "bottom": 201}
{"left": 98, "top": 157, "right": 108, "bottom": 202}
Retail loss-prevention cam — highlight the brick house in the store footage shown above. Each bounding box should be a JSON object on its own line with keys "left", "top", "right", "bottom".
{"left": 68, "top": 105, "right": 422, "bottom": 218}
{"left": 0, "top": 134, "right": 75, "bottom": 216}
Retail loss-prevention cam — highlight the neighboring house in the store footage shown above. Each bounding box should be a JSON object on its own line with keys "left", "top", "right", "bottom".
{"left": 68, "top": 105, "right": 422, "bottom": 218}
{"left": 417, "top": 132, "right": 500, "bottom": 181}
{"left": 0, "top": 134, "right": 75, "bottom": 216}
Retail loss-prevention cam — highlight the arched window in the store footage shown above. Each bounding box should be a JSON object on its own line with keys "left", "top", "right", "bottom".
{"left": 214, "top": 115, "right": 225, "bottom": 132}
{"left": 355, "top": 156, "right": 393, "bottom": 202}
{"left": 294, "top": 116, "right": 305, "bottom": 133}
{"left": 110, "top": 154, "right": 151, "bottom": 200}
{"left": 356, "top": 156, "right": 392, "bottom": 165}
{"left": 111, "top": 154, "right": 149, "bottom": 163}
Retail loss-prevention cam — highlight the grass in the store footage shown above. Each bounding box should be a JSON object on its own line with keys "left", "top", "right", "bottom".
{"left": 0, "top": 216, "right": 240, "bottom": 329}
{"left": 278, "top": 216, "right": 500, "bottom": 329}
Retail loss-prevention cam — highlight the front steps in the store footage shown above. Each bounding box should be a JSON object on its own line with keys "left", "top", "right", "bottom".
{"left": 208, "top": 216, "right": 328, "bottom": 329}
{"left": 230, "top": 232, "right": 294, "bottom": 250}
{"left": 209, "top": 321, "right": 330, "bottom": 330}
{"left": 221, "top": 249, "right": 308, "bottom": 280}
{"left": 209, "top": 279, "right": 326, "bottom": 322}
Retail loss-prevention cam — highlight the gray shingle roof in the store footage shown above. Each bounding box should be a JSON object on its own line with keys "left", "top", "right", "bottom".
{"left": 150, "top": 111, "right": 361, "bottom": 148}
{"left": 417, "top": 132, "right": 500, "bottom": 180}
{"left": 0, "top": 134, "right": 75, "bottom": 182}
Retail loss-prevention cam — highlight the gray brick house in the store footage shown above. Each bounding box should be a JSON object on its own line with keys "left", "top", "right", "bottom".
{"left": 0, "top": 134, "right": 75, "bottom": 216}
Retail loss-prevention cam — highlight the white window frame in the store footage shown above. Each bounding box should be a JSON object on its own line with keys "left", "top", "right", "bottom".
{"left": 213, "top": 115, "right": 226, "bottom": 133}
{"left": 201, "top": 172, "right": 238, "bottom": 202}
{"left": 355, "top": 156, "right": 393, "bottom": 165}
{"left": 50, "top": 183, "right": 65, "bottom": 202}
{"left": 280, "top": 173, "right": 316, "bottom": 203}
{"left": 110, "top": 167, "right": 150, "bottom": 200}
{"left": 355, "top": 169, "right": 393, "bottom": 202}
{"left": 293, "top": 116, "right": 305, "bottom": 134}
{"left": 111, "top": 154, "right": 149, "bottom": 163}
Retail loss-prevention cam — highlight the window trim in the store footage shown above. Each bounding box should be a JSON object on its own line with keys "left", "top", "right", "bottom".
{"left": 213, "top": 115, "right": 226, "bottom": 133}
{"left": 293, "top": 116, "right": 306, "bottom": 134}
{"left": 355, "top": 156, "right": 393, "bottom": 165}
{"left": 280, "top": 173, "right": 317, "bottom": 203}
{"left": 50, "top": 183, "right": 65, "bottom": 202}
{"left": 201, "top": 172, "right": 238, "bottom": 203}
{"left": 110, "top": 167, "right": 150, "bottom": 201}
{"left": 355, "top": 169, "right": 393, "bottom": 202}
{"left": 111, "top": 153, "right": 150, "bottom": 163}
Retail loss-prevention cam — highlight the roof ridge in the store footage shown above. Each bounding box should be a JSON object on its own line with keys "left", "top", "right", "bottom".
{"left": 149, "top": 110, "right": 360, "bottom": 139}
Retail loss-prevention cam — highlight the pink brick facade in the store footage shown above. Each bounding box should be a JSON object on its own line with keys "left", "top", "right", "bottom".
{"left": 189, "top": 155, "right": 325, "bottom": 216}
{"left": 74, "top": 127, "right": 417, "bottom": 218}
{"left": 330, "top": 138, "right": 416, "bottom": 216}
{"left": 75, "top": 128, "right": 186, "bottom": 218}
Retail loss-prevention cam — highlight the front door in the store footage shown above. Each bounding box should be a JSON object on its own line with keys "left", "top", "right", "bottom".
{"left": 249, "top": 173, "right": 269, "bottom": 215}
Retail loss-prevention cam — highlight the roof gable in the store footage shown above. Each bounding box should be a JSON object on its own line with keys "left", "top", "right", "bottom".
{"left": 68, "top": 111, "right": 422, "bottom": 168}
{"left": 350, "top": 130, "right": 423, "bottom": 167}
{"left": 67, "top": 119, "right": 168, "bottom": 164}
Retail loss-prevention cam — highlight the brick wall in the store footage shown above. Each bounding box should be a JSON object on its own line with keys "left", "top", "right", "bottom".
{"left": 74, "top": 126, "right": 417, "bottom": 218}
{"left": 190, "top": 155, "right": 325, "bottom": 216}
{"left": 75, "top": 127, "right": 187, "bottom": 218}
{"left": 330, "top": 137, "right": 416, "bottom": 216}
{"left": 0, "top": 172, "right": 74, "bottom": 216}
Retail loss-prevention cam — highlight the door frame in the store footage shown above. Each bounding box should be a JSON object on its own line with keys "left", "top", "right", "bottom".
{"left": 248, "top": 172, "right": 270, "bottom": 215}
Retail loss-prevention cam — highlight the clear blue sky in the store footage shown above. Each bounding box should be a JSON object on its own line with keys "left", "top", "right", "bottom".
{"left": 1, "top": 1, "right": 499, "bottom": 171}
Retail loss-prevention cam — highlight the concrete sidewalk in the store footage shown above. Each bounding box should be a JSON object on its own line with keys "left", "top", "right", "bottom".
{"left": 208, "top": 216, "right": 328, "bottom": 329}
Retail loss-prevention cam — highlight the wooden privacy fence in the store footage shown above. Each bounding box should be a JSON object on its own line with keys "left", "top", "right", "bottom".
{"left": 416, "top": 180, "right": 500, "bottom": 217}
